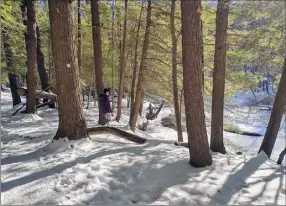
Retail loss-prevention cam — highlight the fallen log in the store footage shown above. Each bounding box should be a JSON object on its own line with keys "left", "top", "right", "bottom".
{"left": 224, "top": 129, "right": 263, "bottom": 136}
{"left": 17, "top": 87, "right": 57, "bottom": 101}
{"left": 87, "top": 126, "right": 147, "bottom": 144}
{"left": 174, "top": 141, "right": 188, "bottom": 148}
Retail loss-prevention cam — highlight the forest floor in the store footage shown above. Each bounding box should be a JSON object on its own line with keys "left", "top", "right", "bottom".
{"left": 1, "top": 91, "right": 285, "bottom": 205}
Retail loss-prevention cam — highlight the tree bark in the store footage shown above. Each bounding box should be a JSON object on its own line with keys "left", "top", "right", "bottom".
{"left": 77, "top": 0, "right": 82, "bottom": 73}
{"left": 139, "top": 90, "right": 145, "bottom": 117}
{"left": 36, "top": 24, "right": 55, "bottom": 108}
{"left": 181, "top": 0, "right": 213, "bottom": 167}
{"left": 130, "top": 1, "right": 144, "bottom": 116}
{"left": 210, "top": 0, "right": 229, "bottom": 154}
{"left": 129, "top": 0, "right": 152, "bottom": 132}
{"left": 25, "top": 0, "right": 37, "bottom": 114}
{"left": 116, "top": 0, "right": 128, "bottom": 122}
{"left": 258, "top": 59, "right": 286, "bottom": 157}
{"left": 49, "top": 0, "right": 88, "bottom": 140}
{"left": 91, "top": 0, "right": 106, "bottom": 125}
{"left": 170, "top": 0, "right": 183, "bottom": 142}
{"left": 277, "top": 147, "right": 286, "bottom": 165}
{"left": 111, "top": 0, "right": 115, "bottom": 115}
{"left": 2, "top": 29, "right": 22, "bottom": 106}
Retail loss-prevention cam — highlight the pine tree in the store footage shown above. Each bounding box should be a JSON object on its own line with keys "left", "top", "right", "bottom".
{"left": 49, "top": 0, "right": 88, "bottom": 140}
{"left": 129, "top": 0, "right": 152, "bottom": 132}
{"left": 181, "top": 0, "right": 213, "bottom": 167}
{"left": 210, "top": 0, "right": 229, "bottom": 154}
{"left": 258, "top": 58, "right": 286, "bottom": 157}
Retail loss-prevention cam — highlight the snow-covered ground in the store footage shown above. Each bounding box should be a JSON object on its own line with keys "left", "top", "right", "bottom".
{"left": 1, "top": 91, "right": 285, "bottom": 205}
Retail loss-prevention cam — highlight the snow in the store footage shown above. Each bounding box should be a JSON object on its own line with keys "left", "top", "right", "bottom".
{"left": 1, "top": 91, "right": 286, "bottom": 205}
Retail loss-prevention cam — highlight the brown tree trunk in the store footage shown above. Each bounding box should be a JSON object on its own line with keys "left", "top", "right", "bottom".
{"left": 36, "top": 24, "right": 55, "bottom": 108}
{"left": 139, "top": 90, "right": 145, "bottom": 117}
{"left": 25, "top": 0, "right": 37, "bottom": 114}
{"left": 130, "top": 1, "right": 144, "bottom": 114}
{"left": 50, "top": 0, "right": 88, "bottom": 140}
{"left": 91, "top": 0, "right": 106, "bottom": 125}
{"left": 77, "top": 0, "right": 82, "bottom": 72}
{"left": 111, "top": 0, "right": 115, "bottom": 115}
{"left": 2, "top": 29, "right": 22, "bottom": 106}
{"left": 116, "top": 0, "right": 128, "bottom": 122}
{"left": 258, "top": 59, "right": 286, "bottom": 157}
{"left": 181, "top": 0, "right": 213, "bottom": 167}
{"left": 277, "top": 147, "right": 286, "bottom": 165}
{"left": 210, "top": 0, "right": 229, "bottom": 154}
{"left": 86, "top": 82, "right": 93, "bottom": 109}
{"left": 170, "top": 0, "right": 183, "bottom": 142}
{"left": 129, "top": 0, "right": 152, "bottom": 132}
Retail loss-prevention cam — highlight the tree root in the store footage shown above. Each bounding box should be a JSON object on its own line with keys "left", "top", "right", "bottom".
{"left": 87, "top": 126, "right": 147, "bottom": 144}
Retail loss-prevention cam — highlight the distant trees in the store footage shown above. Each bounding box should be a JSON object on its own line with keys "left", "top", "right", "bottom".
{"left": 181, "top": 0, "right": 213, "bottom": 167}
{"left": 258, "top": 58, "right": 286, "bottom": 157}
{"left": 210, "top": 0, "right": 229, "bottom": 154}
{"left": 49, "top": 0, "right": 88, "bottom": 140}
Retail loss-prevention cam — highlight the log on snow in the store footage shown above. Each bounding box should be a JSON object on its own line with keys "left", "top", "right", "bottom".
{"left": 87, "top": 126, "right": 147, "bottom": 144}
{"left": 17, "top": 87, "right": 57, "bottom": 101}
{"left": 174, "top": 141, "right": 188, "bottom": 148}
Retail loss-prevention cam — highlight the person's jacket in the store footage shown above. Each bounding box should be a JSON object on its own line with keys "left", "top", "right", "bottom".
{"left": 98, "top": 93, "right": 112, "bottom": 113}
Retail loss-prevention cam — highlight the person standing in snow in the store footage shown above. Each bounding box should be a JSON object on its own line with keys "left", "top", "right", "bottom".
{"left": 99, "top": 88, "right": 112, "bottom": 123}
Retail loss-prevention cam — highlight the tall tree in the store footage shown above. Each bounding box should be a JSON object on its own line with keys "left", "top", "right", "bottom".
{"left": 2, "top": 28, "right": 22, "bottom": 107}
{"left": 77, "top": 0, "right": 82, "bottom": 72}
{"left": 50, "top": 0, "right": 88, "bottom": 140}
{"left": 258, "top": 58, "right": 286, "bottom": 157}
{"left": 111, "top": 0, "right": 115, "bottom": 115}
{"left": 181, "top": 0, "right": 213, "bottom": 167}
{"left": 116, "top": 0, "right": 128, "bottom": 121}
{"left": 25, "top": 0, "right": 37, "bottom": 114}
{"left": 129, "top": 0, "right": 152, "bottom": 132}
{"left": 36, "top": 24, "right": 55, "bottom": 108}
{"left": 130, "top": 1, "right": 144, "bottom": 112}
{"left": 170, "top": 0, "right": 183, "bottom": 142}
{"left": 210, "top": 0, "right": 229, "bottom": 154}
{"left": 91, "top": 0, "right": 106, "bottom": 125}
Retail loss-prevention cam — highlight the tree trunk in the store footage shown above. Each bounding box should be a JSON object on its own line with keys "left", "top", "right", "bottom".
{"left": 2, "top": 29, "right": 22, "bottom": 106}
{"left": 91, "top": 0, "right": 106, "bottom": 125}
{"left": 181, "top": 0, "right": 213, "bottom": 167}
{"left": 77, "top": 0, "right": 82, "bottom": 73}
{"left": 130, "top": 1, "right": 144, "bottom": 108}
{"left": 277, "top": 147, "right": 286, "bottom": 165}
{"left": 50, "top": 0, "right": 88, "bottom": 140}
{"left": 139, "top": 90, "right": 145, "bottom": 117}
{"left": 210, "top": 0, "right": 229, "bottom": 154}
{"left": 129, "top": 0, "right": 152, "bottom": 132}
{"left": 258, "top": 59, "right": 286, "bottom": 157}
{"left": 36, "top": 24, "right": 55, "bottom": 108}
{"left": 25, "top": 0, "right": 37, "bottom": 114}
{"left": 111, "top": 0, "right": 115, "bottom": 115}
{"left": 86, "top": 82, "right": 93, "bottom": 109}
{"left": 8, "top": 74, "right": 22, "bottom": 107}
{"left": 116, "top": 0, "right": 128, "bottom": 122}
{"left": 170, "top": 0, "right": 183, "bottom": 142}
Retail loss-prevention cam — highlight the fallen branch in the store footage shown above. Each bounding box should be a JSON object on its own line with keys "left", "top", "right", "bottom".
{"left": 224, "top": 129, "right": 263, "bottom": 136}
{"left": 87, "top": 126, "right": 147, "bottom": 144}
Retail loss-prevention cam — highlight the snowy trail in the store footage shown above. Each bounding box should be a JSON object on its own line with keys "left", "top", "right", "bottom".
{"left": 1, "top": 92, "right": 286, "bottom": 205}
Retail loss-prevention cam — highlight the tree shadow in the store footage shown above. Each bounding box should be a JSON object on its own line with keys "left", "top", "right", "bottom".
{"left": 209, "top": 155, "right": 268, "bottom": 205}
{"left": 81, "top": 159, "right": 197, "bottom": 205}
{"left": 1, "top": 141, "right": 156, "bottom": 192}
